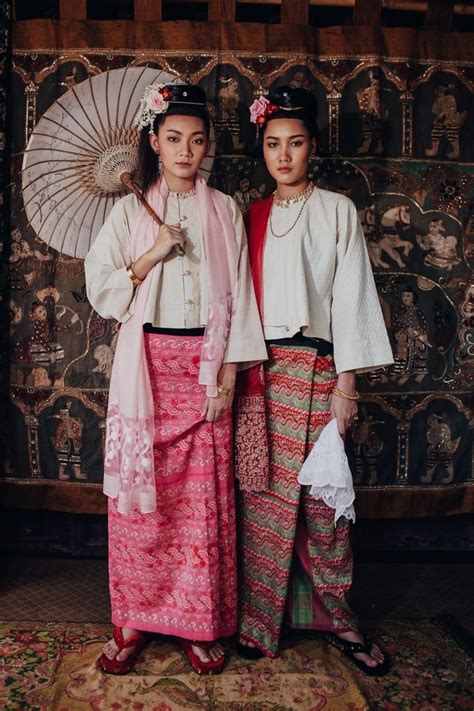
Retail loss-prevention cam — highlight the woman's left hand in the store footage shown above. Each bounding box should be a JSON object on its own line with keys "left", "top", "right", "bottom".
{"left": 330, "top": 394, "right": 358, "bottom": 438}
{"left": 200, "top": 362, "right": 237, "bottom": 424}
{"left": 200, "top": 392, "right": 234, "bottom": 423}
{"left": 330, "top": 370, "right": 358, "bottom": 438}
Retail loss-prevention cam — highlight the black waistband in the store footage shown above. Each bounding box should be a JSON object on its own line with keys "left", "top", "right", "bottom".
{"left": 265, "top": 332, "right": 334, "bottom": 356}
{"left": 143, "top": 324, "right": 205, "bottom": 336}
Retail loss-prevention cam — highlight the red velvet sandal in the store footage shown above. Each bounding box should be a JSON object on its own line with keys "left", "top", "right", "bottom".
{"left": 177, "top": 639, "right": 226, "bottom": 675}
{"left": 98, "top": 626, "right": 148, "bottom": 675}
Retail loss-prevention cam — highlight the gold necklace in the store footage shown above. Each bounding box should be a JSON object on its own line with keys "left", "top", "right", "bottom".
{"left": 273, "top": 181, "right": 314, "bottom": 208}
{"left": 269, "top": 183, "right": 314, "bottom": 238}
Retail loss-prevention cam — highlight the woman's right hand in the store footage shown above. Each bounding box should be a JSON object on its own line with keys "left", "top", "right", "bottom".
{"left": 148, "top": 223, "right": 185, "bottom": 263}
{"left": 131, "top": 223, "right": 185, "bottom": 281}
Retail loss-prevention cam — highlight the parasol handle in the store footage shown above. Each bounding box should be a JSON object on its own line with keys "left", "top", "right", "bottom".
{"left": 120, "top": 172, "right": 185, "bottom": 256}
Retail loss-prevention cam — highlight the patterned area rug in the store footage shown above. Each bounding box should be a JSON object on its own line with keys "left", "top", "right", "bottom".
{"left": 0, "top": 620, "right": 472, "bottom": 710}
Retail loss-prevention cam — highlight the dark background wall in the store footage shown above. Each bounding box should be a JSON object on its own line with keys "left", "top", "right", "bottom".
{"left": 1, "top": 0, "right": 473, "bottom": 555}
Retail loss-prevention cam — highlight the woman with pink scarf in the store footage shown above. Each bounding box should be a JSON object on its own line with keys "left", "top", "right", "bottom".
{"left": 85, "top": 84, "right": 266, "bottom": 675}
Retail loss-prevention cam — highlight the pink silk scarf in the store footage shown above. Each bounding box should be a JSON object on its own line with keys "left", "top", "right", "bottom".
{"left": 103, "top": 176, "right": 238, "bottom": 515}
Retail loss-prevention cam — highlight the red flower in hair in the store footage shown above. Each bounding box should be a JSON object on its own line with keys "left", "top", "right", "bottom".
{"left": 249, "top": 96, "right": 279, "bottom": 126}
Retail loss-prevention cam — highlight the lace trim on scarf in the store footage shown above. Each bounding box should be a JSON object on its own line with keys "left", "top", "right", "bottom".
{"left": 103, "top": 404, "right": 156, "bottom": 515}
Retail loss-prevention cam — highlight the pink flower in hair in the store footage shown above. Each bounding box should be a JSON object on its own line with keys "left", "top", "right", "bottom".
{"left": 249, "top": 96, "right": 270, "bottom": 124}
{"left": 147, "top": 89, "right": 168, "bottom": 113}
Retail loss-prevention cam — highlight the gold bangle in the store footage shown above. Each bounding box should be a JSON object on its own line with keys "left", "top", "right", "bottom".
{"left": 332, "top": 387, "right": 359, "bottom": 401}
{"left": 126, "top": 262, "right": 143, "bottom": 287}
{"left": 216, "top": 381, "right": 235, "bottom": 397}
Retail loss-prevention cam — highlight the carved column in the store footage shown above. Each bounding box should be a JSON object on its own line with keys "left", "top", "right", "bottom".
{"left": 24, "top": 79, "right": 38, "bottom": 145}
{"left": 396, "top": 420, "right": 410, "bottom": 482}
{"left": 327, "top": 86, "right": 341, "bottom": 155}
{"left": 26, "top": 413, "right": 41, "bottom": 478}
{"left": 401, "top": 90, "right": 414, "bottom": 157}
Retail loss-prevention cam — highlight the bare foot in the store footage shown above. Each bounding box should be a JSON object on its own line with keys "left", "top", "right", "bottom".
{"left": 102, "top": 628, "right": 141, "bottom": 662}
{"left": 335, "top": 630, "right": 385, "bottom": 668}
{"left": 192, "top": 641, "right": 224, "bottom": 663}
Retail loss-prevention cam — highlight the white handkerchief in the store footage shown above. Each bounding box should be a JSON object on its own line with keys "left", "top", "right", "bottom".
{"left": 297, "top": 418, "right": 355, "bottom": 526}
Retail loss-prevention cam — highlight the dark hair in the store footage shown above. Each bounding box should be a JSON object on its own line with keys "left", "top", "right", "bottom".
{"left": 401, "top": 285, "right": 418, "bottom": 303}
{"left": 262, "top": 86, "right": 317, "bottom": 140}
{"left": 137, "top": 84, "right": 210, "bottom": 196}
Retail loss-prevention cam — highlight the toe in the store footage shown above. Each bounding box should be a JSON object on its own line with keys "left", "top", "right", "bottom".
{"left": 355, "top": 652, "right": 378, "bottom": 667}
{"left": 103, "top": 639, "right": 119, "bottom": 660}
{"left": 116, "top": 647, "right": 131, "bottom": 662}
{"left": 192, "top": 645, "right": 211, "bottom": 663}
{"left": 369, "top": 643, "right": 385, "bottom": 664}
{"left": 209, "top": 644, "right": 224, "bottom": 661}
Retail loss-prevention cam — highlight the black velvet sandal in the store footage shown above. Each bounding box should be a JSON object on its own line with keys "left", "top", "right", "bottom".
{"left": 323, "top": 632, "right": 390, "bottom": 677}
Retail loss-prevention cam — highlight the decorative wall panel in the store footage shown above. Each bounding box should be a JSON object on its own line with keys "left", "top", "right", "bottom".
{"left": 2, "top": 47, "right": 473, "bottom": 516}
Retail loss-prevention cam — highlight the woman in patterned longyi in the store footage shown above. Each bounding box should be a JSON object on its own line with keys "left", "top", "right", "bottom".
{"left": 85, "top": 84, "right": 266, "bottom": 675}
{"left": 235, "top": 86, "right": 394, "bottom": 676}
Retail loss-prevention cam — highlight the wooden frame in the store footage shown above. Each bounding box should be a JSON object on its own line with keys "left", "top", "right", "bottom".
{"left": 15, "top": 0, "right": 474, "bottom": 24}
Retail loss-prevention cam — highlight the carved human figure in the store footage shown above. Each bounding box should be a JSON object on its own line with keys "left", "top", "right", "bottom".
{"left": 49, "top": 400, "right": 86, "bottom": 481}
{"left": 350, "top": 412, "right": 384, "bottom": 485}
{"left": 59, "top": 66, "right": 78, "bottom": 91}
{"left": 355, "top": 71, "right": 388, "bottom": 155}
{"left": 214, "top": 76, "right": 244, "bottom": 151}
{"left": 420, "top": 413, "right": 461, "bottom": 484}
{"left": 391, "top": 286, "right": 430, "bottom": 384}
{"left": 416, "top": 219, "right": 461, "bottom": 271}
{"left": 425, "top": 85, "right": 467, "bottom": 160}
{"left": 9, "top": 227, "right": 53, "bottom": 289}
{"left": 14, "top": 301, "right": 79, "bottom": 368}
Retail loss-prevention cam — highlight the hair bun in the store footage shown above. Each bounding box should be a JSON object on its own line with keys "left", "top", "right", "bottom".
{"left": 164, "top": 84, "right": 206, "bottom": 105}
{"left": 268, "top": 86, "right": 316, "bottom": 116}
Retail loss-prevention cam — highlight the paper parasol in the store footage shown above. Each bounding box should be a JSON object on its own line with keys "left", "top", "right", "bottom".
{"left": 21, "top": 66, "right": 215, "bottom": 259}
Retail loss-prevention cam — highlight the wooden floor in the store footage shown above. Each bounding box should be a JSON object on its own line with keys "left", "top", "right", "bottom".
{"left": 1, "top": 555, "right": 473, "bottom": 636}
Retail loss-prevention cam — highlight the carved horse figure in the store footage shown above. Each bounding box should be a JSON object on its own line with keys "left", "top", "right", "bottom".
{"left": 359, "top": 204, "right": 414, "bottom": 269}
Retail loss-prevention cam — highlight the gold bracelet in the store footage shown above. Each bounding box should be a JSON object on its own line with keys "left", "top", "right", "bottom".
{"left": 126, "top": 262, "right": 144, "bottom": 286}
{"left": 332, "top": 387, "right": 359, "bottom": 401}
{"left": 216, "top": 381, "right": 235, "bottom": 397}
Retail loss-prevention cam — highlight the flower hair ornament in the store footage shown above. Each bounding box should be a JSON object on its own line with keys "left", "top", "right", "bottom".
{"left": 249, "top": 92, "right": 306, "bottom": 127}
{"left": 134, "top": 84, "right": 172, "bottom": 132}
{"left": 249, "top": 96, "right": 279, "bottom": 126}
{"left": 134, "top": 83, "right": 206, "bottom": 133}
